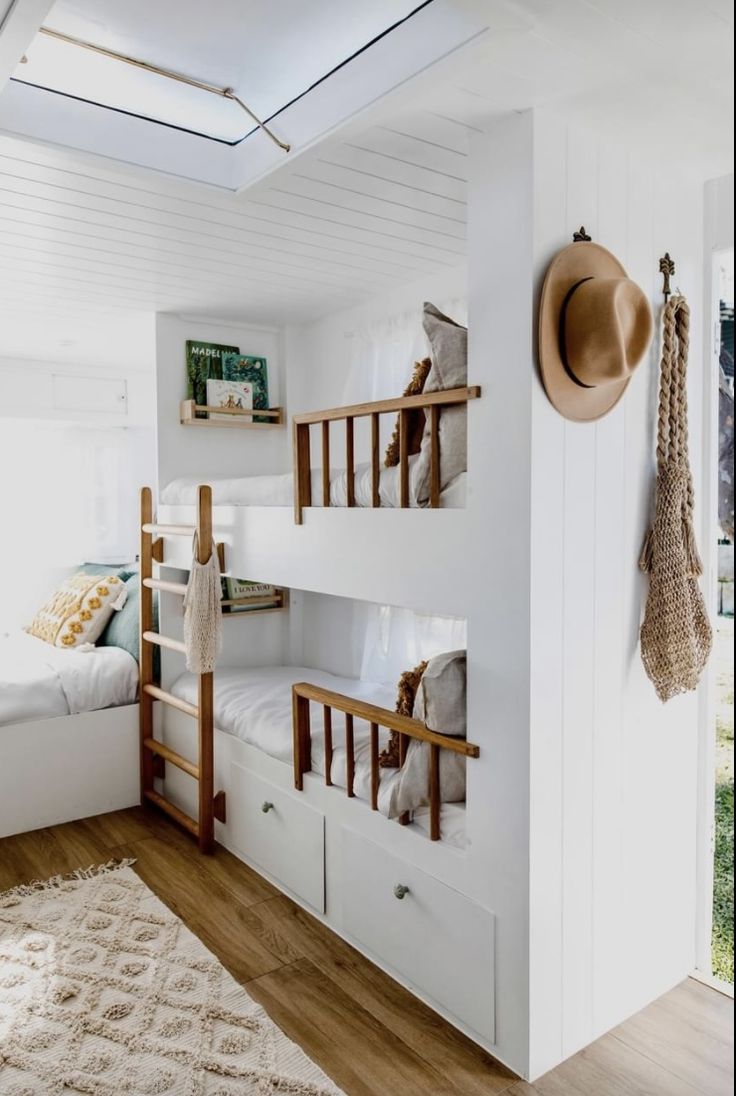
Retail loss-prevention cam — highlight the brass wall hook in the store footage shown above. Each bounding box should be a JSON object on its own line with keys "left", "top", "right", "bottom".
{"left": 659, "top": 253, "right": 676, "bottom": 302}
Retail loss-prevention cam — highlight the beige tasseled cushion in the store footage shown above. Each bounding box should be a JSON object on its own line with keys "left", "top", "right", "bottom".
{"left": 25, "top": 572, "right": 126, "bottom": 648}
{"left": 384, "top": 358, "right": 432, "bottom": 468}
{"left": 381, "top": 650, "right": 467, "bottom": 818}
{"left": 379, "top": 659, "right": 428, "bottom": 768}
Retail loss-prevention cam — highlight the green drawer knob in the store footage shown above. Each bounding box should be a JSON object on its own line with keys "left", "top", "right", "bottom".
{"left": 393, "top": 884, "right": 410, "bottom": 900}
{"left": 261, "top": 801, "right": 275, "bottom": 814}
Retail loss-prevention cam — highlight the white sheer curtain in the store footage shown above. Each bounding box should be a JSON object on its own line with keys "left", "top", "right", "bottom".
{"left": 359, "top": 604, "right": 467, "bottom": 686}
{"left": 0, "top": 420, "right": 155, "bottom": 629}
{"left": 334, "top": 296, "right": 468, "bottom": 465}
{"left": 341, "top": 296, "right": 468, "bottom": 406}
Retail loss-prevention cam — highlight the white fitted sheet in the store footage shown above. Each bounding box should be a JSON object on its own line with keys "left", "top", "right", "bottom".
{"left": 171, "top": 665, "right": 467, "bottom": 848}
{"left": 161, "top": 464, "right": 466, "bottom": 509}
{"left": 0, "top": 631, "right": 138, "bottom": 727}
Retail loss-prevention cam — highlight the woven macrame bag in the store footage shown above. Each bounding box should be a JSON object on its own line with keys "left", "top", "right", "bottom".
{"left": 183, "top": 535, "right": 222, "bottom": 674}
{"left": 639, "top": 295, "right": 712, "bottom": 702}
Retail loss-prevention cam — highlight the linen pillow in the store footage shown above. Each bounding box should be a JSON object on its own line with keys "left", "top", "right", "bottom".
{"left": 26, "top": 573, "right": 127, "bottom": 649}
{"left": 98, "top": 573, "right": 139, "bottom": 660}
{"left": 77, "top": 562, "right": 136, "bottom": 581}
{"left": 380, "top": 650, "right": 467, "bottom": 820}
{"left": 384, "top": 358, "right": 432, "bottom": 468}
{"left": 97, "top": 573, "right": 158, "bottom": 669}
{"left": 412, "top": 303, "right": 468, "bottom": 503}
{"left": 379, "top": 659, "right": 428, "bottom": 768}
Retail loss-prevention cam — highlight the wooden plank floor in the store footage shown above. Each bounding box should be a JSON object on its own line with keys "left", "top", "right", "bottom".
{"left": 1, "top": 807, "right": 732, "bottom": 1096}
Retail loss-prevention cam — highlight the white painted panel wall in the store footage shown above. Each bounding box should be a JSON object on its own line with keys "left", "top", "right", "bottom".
{"left": 501, "top": 111, "right": 706, "bottom": 1076}
{"left": 155, "top": 313, "right": 287, "bottom": 490}
{"left": 154, "top": 314, "right": 290, "bottom": 683}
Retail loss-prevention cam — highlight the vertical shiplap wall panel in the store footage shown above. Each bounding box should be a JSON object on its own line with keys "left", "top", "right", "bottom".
{"left": 528, "top": 110, "right": 704, "bottom": 1075}
{"left": 591, "top": 146, "right": 629, "bottom": 1036}
{"left": 560, "top": 127, "right": 599, "bottom": 1058}
{"left": 528, "top": 109, "right": 567, "bottom": 1074}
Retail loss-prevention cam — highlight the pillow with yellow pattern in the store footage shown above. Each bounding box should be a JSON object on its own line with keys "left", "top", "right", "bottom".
{"left": 25, "top": 572, "right": 127, "bottom": 649}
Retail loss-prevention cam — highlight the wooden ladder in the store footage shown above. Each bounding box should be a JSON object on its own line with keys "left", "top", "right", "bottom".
{"left": 139, "top": 484, "right": 225, "bottom": 854}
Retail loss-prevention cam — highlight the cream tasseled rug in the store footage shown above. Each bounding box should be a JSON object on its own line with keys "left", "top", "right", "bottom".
{"left": 0, "top": 862, "right": 344, "bottom": 1096}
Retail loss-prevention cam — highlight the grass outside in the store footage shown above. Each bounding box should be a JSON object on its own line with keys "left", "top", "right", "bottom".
{"left": 713, "top": 615, "right": 734, "bottom": 984}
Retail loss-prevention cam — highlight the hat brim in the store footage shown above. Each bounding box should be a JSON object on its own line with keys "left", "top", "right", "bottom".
{"left": 538, "top": 241, "right": 631, "bottom": 423}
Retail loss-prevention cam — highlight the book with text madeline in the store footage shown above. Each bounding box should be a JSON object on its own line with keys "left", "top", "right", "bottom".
{"left": 186, "top": 340, "right": 239, "bottom": 417}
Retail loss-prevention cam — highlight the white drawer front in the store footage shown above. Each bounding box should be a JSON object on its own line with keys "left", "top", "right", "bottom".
{"left": 229, "top": 765, "right": 325, "bottom": 912}
{"left": 341, "top": 828, "right": 494, "bottom": 1041}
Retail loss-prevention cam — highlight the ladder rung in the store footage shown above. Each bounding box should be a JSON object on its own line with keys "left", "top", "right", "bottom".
{"left": 143, "top": 683, "right": 198, "bottom": 718}
{"left": 143, "top": 737, "right": 199, "bottom": 780}
{"left": 143, "top": 630, "right": 186, "bottom": 654}
{"left": 143, "top": 577, "right": 187, "bottom": 596}
{"left": 143, "top": 788, "right": 199, "bottom": 836}
{"left": 142, "top": 522, "right": 196, "bottom": 536}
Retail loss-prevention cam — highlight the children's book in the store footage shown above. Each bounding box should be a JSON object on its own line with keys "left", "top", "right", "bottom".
{"left": 186, "top": 341, "right": 239, "bottom": 417}
{"left": 205, "top": 379, "right": 253, "bottom": 421}
{"left": 222, "top": 353, "right": 269, "bottom": 423}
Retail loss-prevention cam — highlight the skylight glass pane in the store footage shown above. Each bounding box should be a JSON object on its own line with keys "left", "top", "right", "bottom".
{"left": 13, "top": 0, "right": 422, "bottom": 143}
{"left": 16, "top": 36, "right": 247, "bottom": 142}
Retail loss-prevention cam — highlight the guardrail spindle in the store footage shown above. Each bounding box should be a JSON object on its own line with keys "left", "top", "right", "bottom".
{"left": 371, "top": 412, "right": 381, "bottom": 508}
{"left": 346, "top": 417, "right": 355, "bottom": 507}
{"left": 324, "top": 705, "right": 333, "bottom": 786}
{"left": 345, "top": 713, "right": 355, "bottom": 797}
{"left": 321, "top": 421, "right": 330, "bottom": 507}
{"left": 370, "top": 722, "right": 379, "bottom": 810}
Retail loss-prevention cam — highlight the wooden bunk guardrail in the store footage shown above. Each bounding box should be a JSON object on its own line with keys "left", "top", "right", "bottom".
{"left": 291, "top": 385, "right": 481, "bottom": 523}
{"left": 292, "top": 682, "right": 479, "bottom": 841}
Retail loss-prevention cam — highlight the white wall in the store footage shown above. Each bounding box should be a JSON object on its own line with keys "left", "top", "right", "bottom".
{"left": 155, "top": 313, "right": 288, "bottom": 490}
{"left": 0, "top": 310, "right": 157, "bottom": 628}
{"left": 154, "top": 313, "right": 290, "bottom": 684}
{"left": 470, "top": 110, "right": 706, "bottom": 1078}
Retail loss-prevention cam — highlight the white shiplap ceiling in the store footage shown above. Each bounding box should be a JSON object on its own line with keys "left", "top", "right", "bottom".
{"left": 0, "top": 0, "right": 732, "bottom": 340}
{"left": 0, "top": 106, "right": 469, "bottom": 327}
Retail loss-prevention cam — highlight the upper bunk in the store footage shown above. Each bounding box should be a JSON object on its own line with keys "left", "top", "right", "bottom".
{"left": 156, "top": 293, "right": 478, "bottom": 614}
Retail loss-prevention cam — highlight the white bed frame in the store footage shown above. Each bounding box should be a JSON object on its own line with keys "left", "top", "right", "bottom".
{"left": 0, "top": 704, "right": 139, "bottom": 839}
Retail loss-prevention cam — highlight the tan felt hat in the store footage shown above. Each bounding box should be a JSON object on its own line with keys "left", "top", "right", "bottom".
{"left": 538, "top": 240, "right": 654, "bottom": 422}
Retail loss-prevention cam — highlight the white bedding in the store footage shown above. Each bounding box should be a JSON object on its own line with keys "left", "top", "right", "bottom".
{"left": 161, "top": 462, "right": 467, "bottom": 509}
{"left": 171, "top": 665, "right": 467, "bottom": 848}
{"left": 0, "top": 631, "right": 138, "bottom": 727}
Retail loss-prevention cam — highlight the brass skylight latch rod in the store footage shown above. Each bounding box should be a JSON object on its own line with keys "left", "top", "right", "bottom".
{"left": 36, "top": 25, "right": 291, "bottom": 152}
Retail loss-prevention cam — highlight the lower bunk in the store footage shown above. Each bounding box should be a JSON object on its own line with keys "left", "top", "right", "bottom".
{"left": 152, "top": 669, "right": 495, "bottom": 1050}
{"left": 169, "top": 664, "right": 471, "bottom": 849}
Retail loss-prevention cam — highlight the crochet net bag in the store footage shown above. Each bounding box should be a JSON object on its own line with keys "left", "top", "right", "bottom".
{"left": 639, "top": 296, "right": 712, "bottom": 702}
{"left": 183, "top": 535, "right": 222, "bottom": 673}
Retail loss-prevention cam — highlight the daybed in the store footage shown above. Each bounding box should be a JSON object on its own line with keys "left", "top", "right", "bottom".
{"left": 0, "top": 570, "right": 143, "bottom": 838}
{"left": 0, "top": 630, "right": 137, "bottom": 727}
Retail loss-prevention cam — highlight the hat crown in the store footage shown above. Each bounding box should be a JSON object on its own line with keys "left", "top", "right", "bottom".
{"left": 564, "top": 277, "right": 654, "bottom": 389}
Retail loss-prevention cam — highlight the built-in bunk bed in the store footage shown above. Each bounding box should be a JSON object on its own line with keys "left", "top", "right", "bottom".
{"left": 0, "top": 567, "right": 141, "bottom": 838}
{"left": 141, "top": 299, "right": 496, "bottom": 1047}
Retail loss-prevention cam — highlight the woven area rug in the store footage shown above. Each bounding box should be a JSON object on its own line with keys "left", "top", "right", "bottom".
{"left": 0, "top": 862, "right": 344, "bottom": 1095}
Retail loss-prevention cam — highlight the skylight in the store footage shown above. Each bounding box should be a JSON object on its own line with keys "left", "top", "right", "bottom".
{"left": 12, "top": 0, "right": 425, "bottom": 145}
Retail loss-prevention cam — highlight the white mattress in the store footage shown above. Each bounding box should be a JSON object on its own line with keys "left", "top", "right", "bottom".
{"left": 0, "top": 631, "right": 138, "bottom": 727}
{"left": 171, "top": 665, "right": 466, "bottom": 848}
{"left": 161, "top": 463, "right": 467, "bottom": 509}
